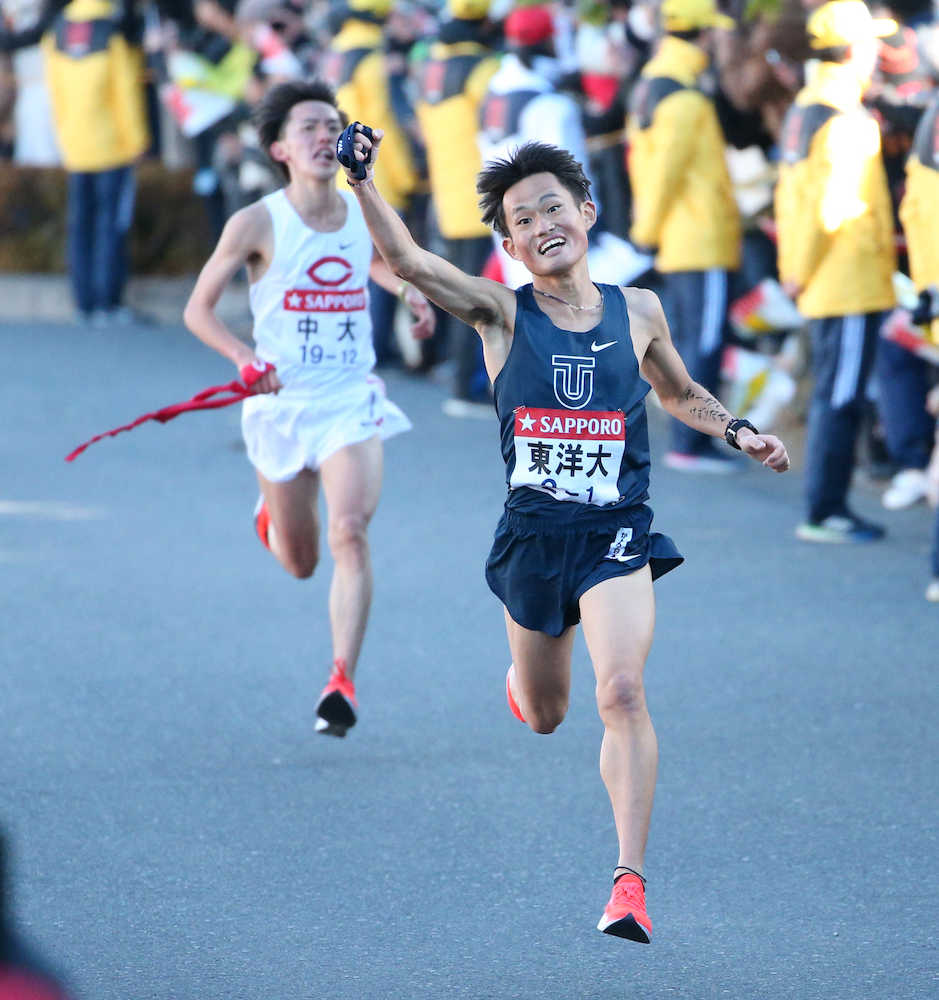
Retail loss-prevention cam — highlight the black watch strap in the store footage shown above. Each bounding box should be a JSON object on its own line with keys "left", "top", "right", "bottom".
{"left": 725, "top": 417, "right": 759, "bottom": 450}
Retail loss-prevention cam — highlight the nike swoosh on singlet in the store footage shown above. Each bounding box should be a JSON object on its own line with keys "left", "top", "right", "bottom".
{"left": 339, "top": 241, "right": 354, "bottom": 250}
{"left": 591, "top": 340, "right": 617, "bottom": 352}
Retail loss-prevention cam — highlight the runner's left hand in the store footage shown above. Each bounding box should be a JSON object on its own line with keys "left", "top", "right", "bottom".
{"left": 404, "top": 287, "right": 436, "bottom": 340}
{"left": 738, "top": 431, "right": 790, "bottom": 472}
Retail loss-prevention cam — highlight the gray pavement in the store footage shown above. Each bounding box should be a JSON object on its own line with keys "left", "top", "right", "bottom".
{"left": 0, "top": 313, "right": 936, "bottom": 1000}
{"left": 0, "top": 272, "right": 250, "bottom": 328}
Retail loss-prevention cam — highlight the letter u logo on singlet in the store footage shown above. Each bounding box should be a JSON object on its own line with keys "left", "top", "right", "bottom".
{"left": 552, "top": 355, "right": 595, "bottom": 410}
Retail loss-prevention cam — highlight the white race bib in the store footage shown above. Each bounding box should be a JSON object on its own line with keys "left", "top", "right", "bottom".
{"left": 510, "top": 406, "right": 626, "bottom": 506}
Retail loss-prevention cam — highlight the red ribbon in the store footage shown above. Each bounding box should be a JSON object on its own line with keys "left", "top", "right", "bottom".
{"left": 65, "top": 362, "right": 275, "bottom": 462}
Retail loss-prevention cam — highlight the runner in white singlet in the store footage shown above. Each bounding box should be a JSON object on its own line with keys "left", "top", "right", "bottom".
{"left": 183, "top": 80, "right": 434, "bottom": 738}
{"left": 242, "top": 185, "right": 412, "bottom": 481}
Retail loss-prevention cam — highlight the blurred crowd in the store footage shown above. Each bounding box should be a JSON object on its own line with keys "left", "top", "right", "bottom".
{"left": 1, "top": 0, "right": 938, "bottom": 592}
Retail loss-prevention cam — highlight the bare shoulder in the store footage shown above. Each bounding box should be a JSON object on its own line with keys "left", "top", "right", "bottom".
{"left": 488, "top": 278, "right": 519, "bottom": 328}
{"left": 210, "top": 200, "right": 274, "bottom": 280}
{"left": 224, "top": 200, "right": 272, "bottom": 251}
{"left": 475, "top": 278, "right": 518, "bottom": 347}
{"left": 618, "top": 286, "right": 668, "bottom": 361}
{"left": 465, "top": 278, "right": 517, "bottom": 382}
{"left": 620, "top": 285, "right": 666, "bottom": 327}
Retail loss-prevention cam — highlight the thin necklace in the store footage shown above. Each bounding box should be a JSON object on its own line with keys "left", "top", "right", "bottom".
{"left": 534, "top": 285, "right": 603, "bottom": 311}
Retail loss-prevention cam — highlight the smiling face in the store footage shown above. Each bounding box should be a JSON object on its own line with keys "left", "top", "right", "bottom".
{"left": 500, "top": 172, "right": 596, "bottom": 276}
{"left": 270, "top": 100, "right": 344, "bottom": 183}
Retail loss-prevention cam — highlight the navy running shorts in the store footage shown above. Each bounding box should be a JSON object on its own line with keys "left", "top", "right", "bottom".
{"left": 484, "top": 503, "right": 683, "bottom": 637}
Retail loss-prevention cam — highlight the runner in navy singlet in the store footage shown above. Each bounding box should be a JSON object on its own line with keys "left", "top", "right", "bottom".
{"left": 486, "top": 281, "right": 684, "bottom": 638}
{"left": 339, "top": 128, "right": 790, "bottom": 942}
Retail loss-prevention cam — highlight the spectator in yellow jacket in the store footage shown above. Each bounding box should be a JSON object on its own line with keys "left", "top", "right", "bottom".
{"left": 322, "top": 0, "right": 420, "bottom": 364}
{"left": 416, "top": 0, "right": 499, "bottom": 416}
{"left": 41, "top": 0, "right": 148, "bottom": 325}
{"left": 322, "top": 0, "right": 417, "bottom": 212}
{"left": 898, "top": 89, "right": 939, "bottom": 600}
{"left": 626, "top": 0, "right": 742, "bottom": 473}
{"left": 775, "top": 0, "right": 898, "bottom": 543}
{"left": 899, "top": 91, "right": 939, "bottom": 347}
{"left": 866, "top": 4, "right": 939, "bottom": 517}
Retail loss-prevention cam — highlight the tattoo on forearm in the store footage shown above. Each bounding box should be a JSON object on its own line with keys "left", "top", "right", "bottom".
{"left": 682, "top": 385, "right": 730, "bottom": 425}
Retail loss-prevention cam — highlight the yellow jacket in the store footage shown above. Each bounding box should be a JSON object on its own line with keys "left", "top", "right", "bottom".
{"left": 774, "top": 62, "right": 896, "bottom": 318}
{"left": 416, "top": 40, "right": 498, "bottom": 239}
{"left": 899, "top": 95, "right": 939, "bottom": 340}
{"left": 324, "top": 19, "right": 417, "bottom": 211}
{"left": 626, "top": 36, "right": 740, "bottom": 273}
{"left": 41, "top": 0, "right": 148, "bottom": 172}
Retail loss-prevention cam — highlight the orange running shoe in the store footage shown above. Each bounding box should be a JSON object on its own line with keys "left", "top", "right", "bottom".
{"left": 315, "top": 659, "right": 358, "bottom": 738}
{"left": 506, "top": 666, "right": 525, "bottom": 723}
{"left": 597, "top": 873, "right": 652, "bottom": 943}
{"left": 253, "top": 496, "right": 271, "bottom": 551}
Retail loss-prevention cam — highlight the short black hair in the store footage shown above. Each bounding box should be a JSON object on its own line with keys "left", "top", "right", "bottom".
{"left": 667, "top": 28, "right": 704, "bottom": 42}
{"left": 253, "top": 79, "right": 347, "bottom": 181}
{"left": 812, "top": 44, "right": 851, "bottom": 64}
{"left": 508, "top": 40, "right": 555, "bottom": 67}
{"left": 477, "top": 142, "right": 592, "bottom": 237}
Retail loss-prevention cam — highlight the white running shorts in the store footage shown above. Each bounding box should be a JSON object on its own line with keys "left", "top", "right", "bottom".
{"left": 241, "top": 374, "right": 411, "bottom": 482}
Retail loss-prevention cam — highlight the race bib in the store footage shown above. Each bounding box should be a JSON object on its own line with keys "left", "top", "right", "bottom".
{"left": 510, "top": 406, "right": 625, "bottom": 505}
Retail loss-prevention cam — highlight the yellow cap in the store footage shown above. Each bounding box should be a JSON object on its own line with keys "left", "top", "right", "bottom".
{"left": 347, "top": 0, "right": 393, "bottom": 18}
{"left": 449, "top": 0, "right": 491, "bottom": 18}
{"left": 661, "top": 0, "right": 734, "bottom": 31}
{"left": 807, "top": 1, "right": 897, "bottom": 49}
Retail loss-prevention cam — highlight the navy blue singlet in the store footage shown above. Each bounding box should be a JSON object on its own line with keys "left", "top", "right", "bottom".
{"left": 493, "top": 283, "right": 651, "bottom": 521}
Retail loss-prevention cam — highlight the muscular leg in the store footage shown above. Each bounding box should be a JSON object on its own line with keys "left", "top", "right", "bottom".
{"left": 256, "top": 467, "right": 320, "bottom": 579}
{"left": 579, "top": 566, "right": 657, "bottom": 873}
{"left": 319, "top": 435, "right": 383, "bottom": 680}
{"left": 503, "top": 609, "right": 576, "bottom": 733}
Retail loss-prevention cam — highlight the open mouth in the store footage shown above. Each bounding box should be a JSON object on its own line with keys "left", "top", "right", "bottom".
{"left": 538, "top": 236, "right": 565, "bottom": 255}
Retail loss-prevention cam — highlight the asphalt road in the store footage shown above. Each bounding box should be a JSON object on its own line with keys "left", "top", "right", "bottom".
{"left": 1, "top": 318, "right": 936, "bottom": 1000}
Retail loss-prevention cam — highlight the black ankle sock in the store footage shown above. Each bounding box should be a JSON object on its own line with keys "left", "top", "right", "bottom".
{"left": 613, "top": 866, "right": 646, "bottom": 887}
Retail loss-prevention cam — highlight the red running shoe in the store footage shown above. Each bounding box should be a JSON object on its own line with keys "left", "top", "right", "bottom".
{"left": 315, "top": 659, "right": 358, "bottom": 738}
{"left": 253, "top": 496, "right": 271, "bottom": 551}
{"left": 506, "top": 666, "right": 525, "bottom": 723}
{"left": 597, "top": 874, "right": 652, "bottom": 943}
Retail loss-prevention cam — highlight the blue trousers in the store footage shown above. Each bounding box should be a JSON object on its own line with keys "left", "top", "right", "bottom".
{"left": 369, "top": 281, "right": 398, "bottom": 366}
{"left": 804, "top": 313, "right": 882, "bottom": 522}
{"left": 441, "top": 235, "right": 491, "bottom": 400}
{"left": 663, "top": 269, "right": 732, "bottom": 455}
{"left": 66, "top": 165, "right": 136, "bottom": 315}
{"left": 874, "top": 338, "right": 935, "bottom": 470}
{"left": 932, "top": 503, "right": 939, "bottom": 577}
{"left": 369, "top": 205, "right": 408, "bottom": 366}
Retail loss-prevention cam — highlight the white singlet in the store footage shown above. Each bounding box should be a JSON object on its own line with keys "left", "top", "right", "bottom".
{"left": 242, "top": 188, "right": 410, "bottom": 481}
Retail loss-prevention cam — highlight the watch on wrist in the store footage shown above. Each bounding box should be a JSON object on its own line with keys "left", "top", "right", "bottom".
{"left": 724, "top": 417, "right": 759, "bottom": 450}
